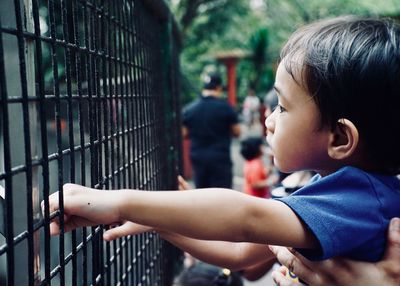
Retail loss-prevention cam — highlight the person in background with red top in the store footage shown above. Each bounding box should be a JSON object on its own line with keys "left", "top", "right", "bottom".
{"left": 240, "top": 137, "right": 275, "bottom": 198}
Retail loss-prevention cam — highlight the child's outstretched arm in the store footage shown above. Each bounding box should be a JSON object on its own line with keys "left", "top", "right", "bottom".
{"left": 104, "top": 220, "right": 272, "bottom": 270}
{"left": 104, "top": 220, "right": 274, "bottom": 271}
{"left": 47, "top": 183, "right": 318, "bottom": 249}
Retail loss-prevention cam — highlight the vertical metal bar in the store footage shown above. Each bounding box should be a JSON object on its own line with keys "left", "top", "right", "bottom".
{"left": 141, "top": 6, "right": 148, "bottom": 283}
{"left": 143, "top": 11, "right": 152, "bottom": 283}
{"left": 0, "top": 13, "right": 14, "bottom": 286}
{"left": 109, "top": 1, "right": 118, "bottom": 284}
{"left": 64, "top": 0, "right": 78, "bottom": 285}
{"left": 121, "top": 4, "right": 132, "bottom": 284}
{"left": 115, "top": 2, "right": 124, "bottom": 284}
{"left": 13, "top": 0, "right": 37, "bottom": 284}
{"left": 149, "top": 17, "right": 158, "bottom": 283}
{"left": 23, "top": 0, "right": 41, "bottom": 284}
{"left": 130, "top": 3, "right": 140, "bottom": 284}
{"left": 95, "top": 1, "right": 105, "bottom": 285}
{"left": 84, "top": 2, "right": 99, "bottom": 285}
{"left": 30, "top": 0, "right": 52, "bottom": 283}
{"left": 47, "top": 0, "right": 66, "bottom": 284}
{"left": 75, "top": 1, "right": 88, "bottom": 284}
{"left": 102, "top": 2, "right": 112, "bottom": 285}
{"left": 100, "top": 1, "right": 112, "bottom": 284}
{"left": 107, "top": 2, "right": 117, "bottom": 282}
{"left": 111, "top": 0, "right": 120, "bottom": 192}
{"left": 117, "top": 2, "right": 127, "bottom": 190}
{"left": 134, "top": 3, "right": 144, "bottom": 283}
{"left": 92, "top": 0, "right": 102, "bottom": 283}
{"left": 150, "top": 13, "right": 157, "bottom": 193}
{"left": 144, "top": 12, "right": 151, "bottom": 192}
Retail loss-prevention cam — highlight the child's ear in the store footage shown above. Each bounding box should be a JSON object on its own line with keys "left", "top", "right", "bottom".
{"left": 327, "top": 118, "right": 359, "bottom": 160}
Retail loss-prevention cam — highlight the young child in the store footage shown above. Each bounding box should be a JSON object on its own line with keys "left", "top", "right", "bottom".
{"left": 240, "top": 137, "right": 272, "bottom": 198}
{"left": 45, "top": 16, "right": 400, "bottom": 273}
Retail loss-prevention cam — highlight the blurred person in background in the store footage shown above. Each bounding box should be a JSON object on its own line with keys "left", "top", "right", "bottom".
{"left": 182, "top": 72, "right": 240, "bottom": 188}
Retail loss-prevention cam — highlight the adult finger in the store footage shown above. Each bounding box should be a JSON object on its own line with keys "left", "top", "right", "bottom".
{"left": 383, "top": 218, "right": 400, "bottom": 261}
{"left": 269, "top": 246, "right": 321, "bottom": 285}
{"left": 379, "top": 217, "right": 400, "bottom": 281}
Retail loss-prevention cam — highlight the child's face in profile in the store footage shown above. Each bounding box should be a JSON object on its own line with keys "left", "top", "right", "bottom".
{"left": 265, "top": 61, "right": 332, "bottom": 174}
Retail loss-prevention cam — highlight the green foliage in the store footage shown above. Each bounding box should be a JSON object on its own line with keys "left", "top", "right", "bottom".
{"left": 248, "top": 28, "right": 272, "bottom": 93}
{"left": 171, "top": 0, "right": 400, "bottom": 105}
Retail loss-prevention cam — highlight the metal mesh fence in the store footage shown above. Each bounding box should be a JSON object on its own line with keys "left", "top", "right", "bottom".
{"left": 0, "top": 0, "right": 182, "bottom": 285}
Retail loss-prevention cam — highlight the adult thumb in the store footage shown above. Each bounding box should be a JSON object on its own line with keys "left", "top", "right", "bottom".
{"left": 383, "top": 217, "right": 400, "bottom": 261}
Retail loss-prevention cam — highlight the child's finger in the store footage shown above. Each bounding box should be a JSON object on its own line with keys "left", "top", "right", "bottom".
{"left": 0, "top": 185, "right": 5, "bottom": 198}
{"left": 47, "top": 192, "right": 60, "bottom": 215}
{"left": 178, "top": 175, "right": 191, "bottom": 190}
{"left": 103, "top": 224, "right": 131, "bottom": 241}
{"left": 103, "top": 221, "right": 150, "bottom": 241}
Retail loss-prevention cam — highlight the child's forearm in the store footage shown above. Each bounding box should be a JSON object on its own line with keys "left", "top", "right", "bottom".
{"left": 118, "top": 188, "right": 255, "bottom": 241}
{"left": 158, "top": 230, "right": 271, "bottom": 270}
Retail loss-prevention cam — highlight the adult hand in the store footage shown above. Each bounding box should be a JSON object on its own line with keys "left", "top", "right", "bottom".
{"left": 103, "top": 221, "right": 153, "bottom": 241}
{"left": 269, "top": 217, "right": 400, "bottom": 286}
{"left": 44, "top": 183, "right": 123, "bottom": 235}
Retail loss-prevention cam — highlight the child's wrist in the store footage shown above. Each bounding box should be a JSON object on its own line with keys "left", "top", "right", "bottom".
{"left": 115, "top": 190, "right": 131, "bottom": 222}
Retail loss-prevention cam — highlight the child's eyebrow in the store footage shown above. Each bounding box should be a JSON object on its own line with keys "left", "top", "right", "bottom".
{"left": 273, "top": 86, "right": 281, "bottom": 97}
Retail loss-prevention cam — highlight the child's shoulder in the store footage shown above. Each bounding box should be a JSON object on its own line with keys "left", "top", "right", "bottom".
{"left": 331, "top": 166, "right": 399, "bottom": 185}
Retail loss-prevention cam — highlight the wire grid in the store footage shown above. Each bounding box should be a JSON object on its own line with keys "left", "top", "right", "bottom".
{"left": 0, "top": 0, "right": 182, "bottom": 285}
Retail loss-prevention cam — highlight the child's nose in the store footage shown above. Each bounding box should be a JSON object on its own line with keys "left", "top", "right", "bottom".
{"left": 265, "top": 111, "right": 275, "bottom": 133}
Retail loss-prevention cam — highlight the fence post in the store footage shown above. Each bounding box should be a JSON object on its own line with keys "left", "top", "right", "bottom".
{"left": 160, "top": 14, "right": 175, "bottom": 190}
{"left": 159, "top": 11, "right": 184, "bottom": 284}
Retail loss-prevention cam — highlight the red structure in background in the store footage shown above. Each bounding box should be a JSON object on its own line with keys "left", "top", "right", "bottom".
{"left": 182, "top": 138, "right": 192, "bottom": 179}
{"left": 222, "top": 58, "right": 238, "bottom": 106}
{"left": 216, "top": 49, "right": 249, "bottom": 107}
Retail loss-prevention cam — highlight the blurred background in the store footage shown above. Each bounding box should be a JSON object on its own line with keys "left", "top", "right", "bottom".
{"left": 168, "top": 0, "right": 400, "bottom": 107}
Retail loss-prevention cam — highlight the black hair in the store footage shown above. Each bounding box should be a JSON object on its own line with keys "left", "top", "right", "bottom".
{"left": 240, "top": 137, "right": 263, "bottom": 161}
{"left": 203, "top": 73, "right": 223, "bottom": 90}
{"left": 280, "top": 16, "right": 400, "bottom": 175}
{"left": 176, "top": 262, "right": 243, "bottom": 286}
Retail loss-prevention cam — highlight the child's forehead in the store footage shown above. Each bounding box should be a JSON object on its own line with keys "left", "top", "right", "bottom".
{"left": 275, "top": 61, "right": 309, "bottom": 97}
{"left": 278, "top": 56, "right": 305, "bottom": 83}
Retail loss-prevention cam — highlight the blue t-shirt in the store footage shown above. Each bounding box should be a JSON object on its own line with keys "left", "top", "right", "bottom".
{"left": 182, "top": 95, "right": 238, "bottom": 162}
{"left": 276, "top": 166, "right": 400, "bottom": 262}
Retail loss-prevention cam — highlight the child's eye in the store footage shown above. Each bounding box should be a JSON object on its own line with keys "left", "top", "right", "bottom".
{"left": 274, "top": 104, "right": 286, "bottom": 113}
